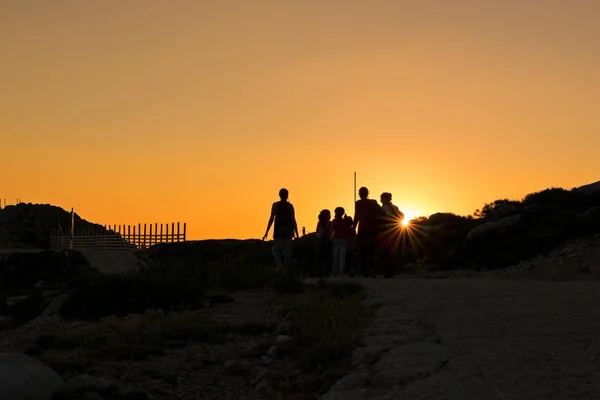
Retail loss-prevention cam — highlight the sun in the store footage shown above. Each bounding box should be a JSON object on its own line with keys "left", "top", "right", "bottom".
{"left": 398, "top": 210, "right": 418, "bottom": 227}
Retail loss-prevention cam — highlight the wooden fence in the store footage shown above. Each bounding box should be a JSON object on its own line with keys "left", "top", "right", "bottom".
{"left": 50, "top": 222, "right": 187, "bottom": 250}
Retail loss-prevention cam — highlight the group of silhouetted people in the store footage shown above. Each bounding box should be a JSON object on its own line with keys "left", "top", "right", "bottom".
{"left": 263, "top": 186, "right": 406, "bottom": 278}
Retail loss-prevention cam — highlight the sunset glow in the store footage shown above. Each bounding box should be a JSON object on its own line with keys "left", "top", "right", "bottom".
{"left": 1, "top": 1, "right": 599, "bottom": 240}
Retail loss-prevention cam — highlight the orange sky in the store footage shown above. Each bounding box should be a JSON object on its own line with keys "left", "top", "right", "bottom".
{"left": 1, "top": 0, "right": 599, "bottom": 240}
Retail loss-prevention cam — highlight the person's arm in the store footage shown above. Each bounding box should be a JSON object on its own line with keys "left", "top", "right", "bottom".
{"left": 290, "top": 204, "right": 299, "bottom": 238}
{"left": 262, "top": 203, "right": 276, "bottom": 240}
{"left": 353, "top": 201, "right": 360, "bottom": 230}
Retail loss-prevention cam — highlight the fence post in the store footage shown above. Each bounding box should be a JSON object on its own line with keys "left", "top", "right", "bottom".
{"left": 183, "top": 223, "right": 187, "bottom": 241}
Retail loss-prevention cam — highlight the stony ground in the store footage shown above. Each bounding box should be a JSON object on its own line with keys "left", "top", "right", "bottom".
{"left": 320, "top": 275, "right": 600, "bottom": 400}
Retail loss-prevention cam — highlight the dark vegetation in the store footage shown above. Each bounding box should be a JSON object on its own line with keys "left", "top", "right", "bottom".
{"left": 411, "top": 186, "right": 600, "bottom": 271}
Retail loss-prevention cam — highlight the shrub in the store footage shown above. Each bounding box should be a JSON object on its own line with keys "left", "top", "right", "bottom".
{"left": 59, "top": 273, "right": 205, "bottom": 320}
{"left": 275, "top": 281, "right": 371, "bottom": 373}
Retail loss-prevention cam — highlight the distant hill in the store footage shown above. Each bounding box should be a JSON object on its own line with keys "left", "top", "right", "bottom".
{"left": 0, "top": 203, "right": 110, "bottom": 249}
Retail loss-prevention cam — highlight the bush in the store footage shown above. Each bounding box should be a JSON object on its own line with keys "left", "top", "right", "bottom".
{"left": 0, "top": 250, "right": 96, "bottom": 296}
{"left": 59, "top": 273, "right": 205, "bottom": 320}
{"left": 275, "top": 281, "right": 371, "bottom": 372}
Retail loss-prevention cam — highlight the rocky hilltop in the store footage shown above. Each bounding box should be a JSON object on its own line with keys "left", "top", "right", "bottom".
{"left": 0, "top": 203, "right": 118, "bottom": 249}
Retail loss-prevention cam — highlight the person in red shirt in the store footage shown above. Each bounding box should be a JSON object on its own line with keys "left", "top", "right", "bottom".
{"left": 353, "top": 186, "right": 384, "bottom": 278}
{"left": 331, "top": 207, "right": 354, "bottom": 277}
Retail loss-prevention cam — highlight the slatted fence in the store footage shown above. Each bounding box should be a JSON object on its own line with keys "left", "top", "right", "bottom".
{"left": 50, "top": 222, "right": 187, "bottom": 250}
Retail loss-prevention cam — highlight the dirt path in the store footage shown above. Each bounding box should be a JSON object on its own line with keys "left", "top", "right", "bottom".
{"left": 322, "top": 276, "right": 600, "bottom": 400}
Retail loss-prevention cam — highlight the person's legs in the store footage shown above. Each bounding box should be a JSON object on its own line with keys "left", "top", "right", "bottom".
{"left": 360, "top": 241, "right": 372, "bottom": 277}
{"left": 327, "top": 241, "right": 334, "bottom": 276}
{"left": 338, "top": 240, "right": 347, "bottom": 276}
{"left": 316, "top": 241, "right": 324, "bottom": 278}
{"left": 332, "top": 239, "right": 342, "bottom": 276}
{"left": 345, "top": 246, "right": 355, "bottom": 276}
{"left": 272, "top": 238, "right": 284, "bottom": 268}
{"left": 282, "top": 238, "right": 293, "bottom": 276}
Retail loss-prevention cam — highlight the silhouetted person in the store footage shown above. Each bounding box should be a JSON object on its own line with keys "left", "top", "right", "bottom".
{"left": 263, "top": 188, "right": 299, "bottom": 275}
{"left": 332, "top": 207, "right": 354, "bottom": 277}
{"left": 316, "top": 209, "right": 333, "bottom": 277}
{"left": 354, "top": 187, "right": 382, "bottom": 278}
{"left": 379, "top": 192, "right": 404, "bottom": 278}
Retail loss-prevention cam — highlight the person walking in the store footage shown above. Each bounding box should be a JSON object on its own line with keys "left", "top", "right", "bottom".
{"left": 263, "top": 188, "right": 299, "bottom": 276}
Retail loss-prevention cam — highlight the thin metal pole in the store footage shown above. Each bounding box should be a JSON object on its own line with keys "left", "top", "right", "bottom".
{"left": 354, "top": 171, "right": 357, "bottom": 203}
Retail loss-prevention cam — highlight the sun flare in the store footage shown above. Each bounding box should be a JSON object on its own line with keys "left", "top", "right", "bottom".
{"left": 398, "top": 209, "right": 419, "bottom": 228}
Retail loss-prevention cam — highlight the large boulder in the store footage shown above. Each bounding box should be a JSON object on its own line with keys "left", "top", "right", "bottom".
{"left": 464, "top": 214, "right": 522, "bottom": 243}
{"left": 0, "top": 353, "right": 63, "bottom": 400}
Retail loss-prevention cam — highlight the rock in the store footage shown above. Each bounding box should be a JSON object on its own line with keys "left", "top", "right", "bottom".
{"left": 267, "top": 346, "right": 278, "bottom": 358}
{"left": 185, "top": 360, "right": 204, "bottom": 371}
{"left": 369, "top": 342, "right": 450, "bottom": 387}
{"left": 254, "top": 380, "right": 275, "bottom": 396}
{"left": 360, "top": 297, "right": 383, "bottom": 309}
{"left": 575, "top": 265, "right": 591, "bottom": 273}
{"left": 260, "top": 355, "right": 273, "bottom": 365}
{"left": 42, "top": 290, "right": 59, "bottom": 298}
{"left": 54, "top": 374, "right": 117, "bottom": 399}
{"left": 320, "top": 389, "right": 372, "bottom": 400}
{"left": 329, "top": 372, "right": 371, "bottom": 391}
{"left": 80, "top": 393, "right": 104, "bottom": 400}
{"left": 351, "top": 346, "right": 384, "bottom": 366}
{"left": 34, "top": 280, "right": 46, "bottom": 289}
{"left": 0, "top": 352, "right": 63, "bottom": 400}
{"left": 465, "top": 214, "right": 521, "bottom": 243}
{"left": 275, "top": 335, "right": 290, "bottom": 343}
{"left": 6, "top": 295, "right": 29, "bottom": 307}
{"left": 30, "top": 294, "right": 69, "bottom": 324}
{"left": 122, "top": 389, "right": 154, "bottom": 400}
{"left": 275, "top": 321, "right": 292, "bottom": 335}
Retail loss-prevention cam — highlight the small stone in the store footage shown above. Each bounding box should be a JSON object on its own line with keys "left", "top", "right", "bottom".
{"left": 267, "top": 346, "right": 278, "bottom": 358}
{"left": 81, "top": 392, "right": 104, "bottom": 400}
{"left": 42, "top": 290, "right": 59, "bottom": 298}
{"left": 361, "top": 297, "right": 384, "bottom": 308}
{"left": 57, "top": 374, "right": 116, "bottom": 397}
{"left": 6, "top": 295, "right": 29, "bottom": 307}
{"left": 123, "top": 389, "right": 154, "bottom": 400}
{"left": 260, "top": 355, "right": 273, "bottom": 365}
{"left": 275, "top": 321, "right": 292, "bottom": 335}
{"left": 35, "top": 280, "right": 46, "bottom": 289}
{"left": 276, "top": 335, "right": 290, "bottom": 343}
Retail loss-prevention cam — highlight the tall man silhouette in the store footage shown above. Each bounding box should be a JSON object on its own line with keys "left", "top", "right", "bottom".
{"left": 354, "top": 186, "right": 382, "bottom": 277}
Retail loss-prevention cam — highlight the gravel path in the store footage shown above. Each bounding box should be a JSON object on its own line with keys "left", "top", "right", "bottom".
{"left": 321, "top": 277, "right": 600, "bottom": 400}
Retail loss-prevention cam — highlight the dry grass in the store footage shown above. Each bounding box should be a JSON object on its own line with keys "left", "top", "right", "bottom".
{"left": 271, "top": 280, "right": 373, "bottom": 395}
{"left": 17, "top": 281, "right": 373, "bottom": 399}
